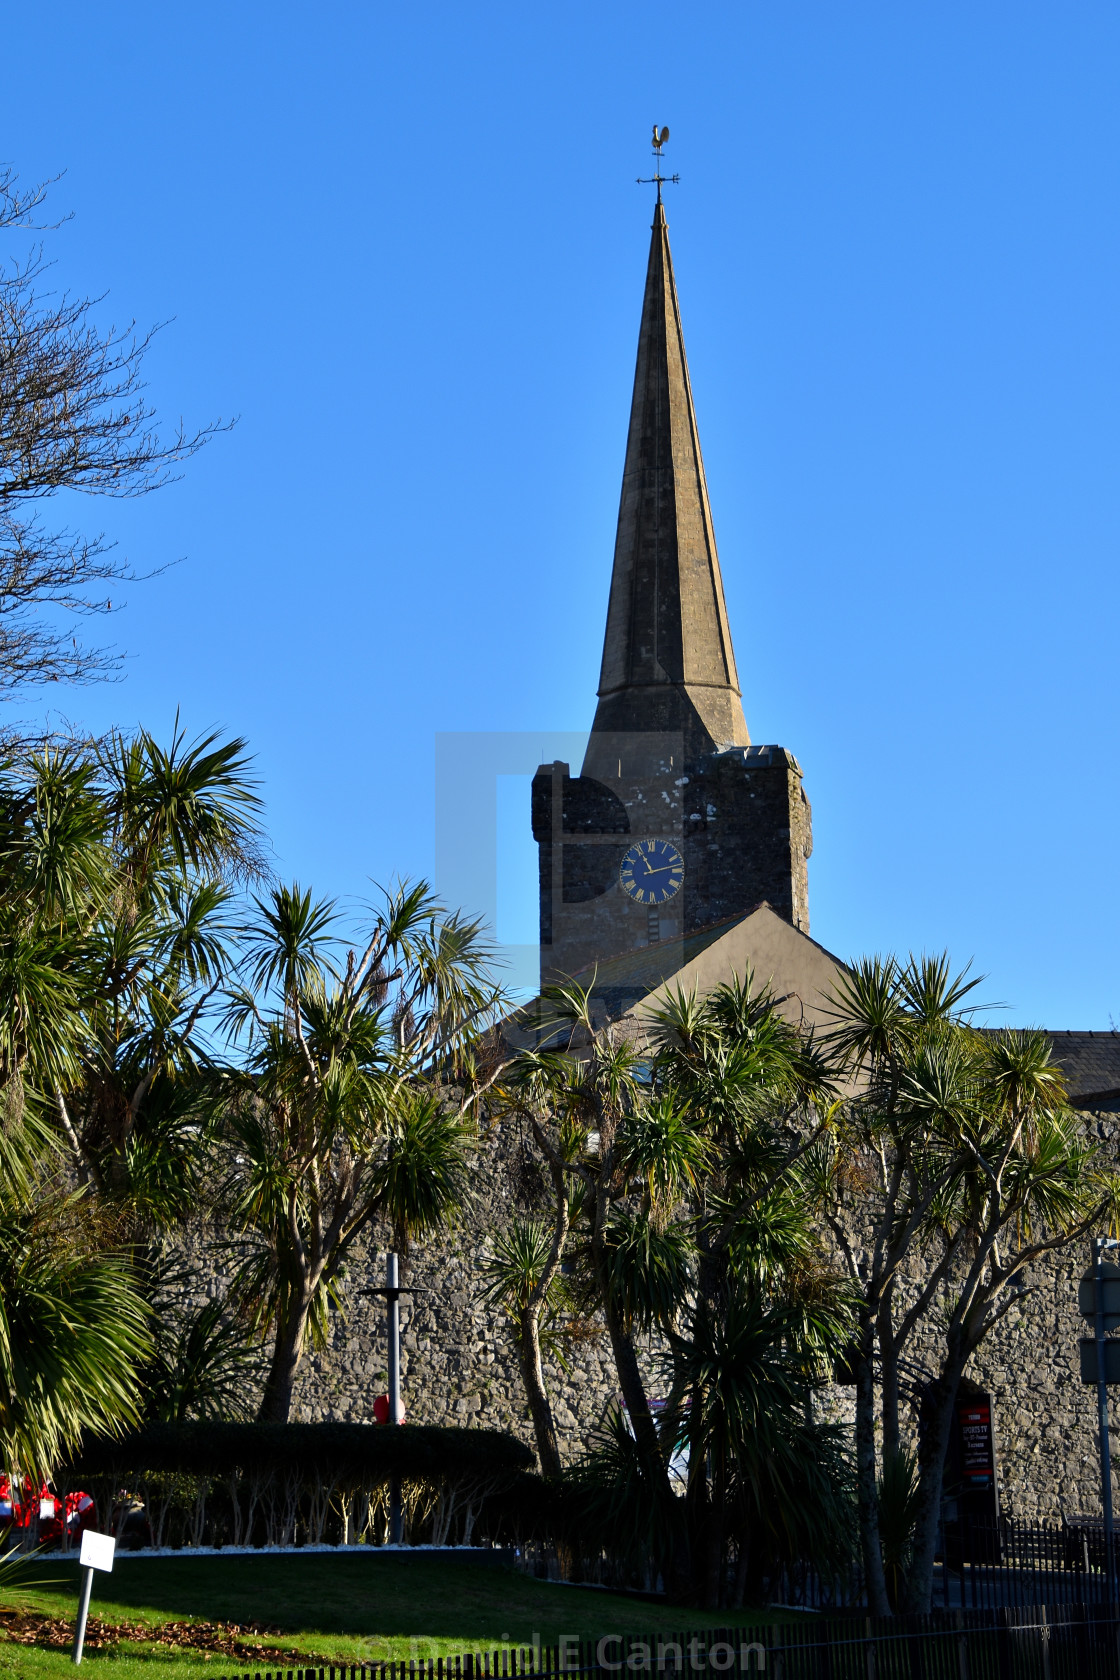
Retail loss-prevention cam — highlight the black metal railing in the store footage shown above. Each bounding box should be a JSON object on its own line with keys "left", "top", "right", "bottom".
{"left": 214, "top": 1605, "right": 1120, "bottom": 1680}
{"left": 934, "top": 1514, "right": 1120, "bottom": 1611}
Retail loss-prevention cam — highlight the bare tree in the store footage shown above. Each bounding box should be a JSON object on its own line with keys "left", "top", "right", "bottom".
{"left": 0, "top": 165, "right": 226, "bottom": 718}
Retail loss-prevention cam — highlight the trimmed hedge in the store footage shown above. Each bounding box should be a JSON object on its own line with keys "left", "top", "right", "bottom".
{"left": 64, "top": 1421, "right": 536, "bottom": 1484}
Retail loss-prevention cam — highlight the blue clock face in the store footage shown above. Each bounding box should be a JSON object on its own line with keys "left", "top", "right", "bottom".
{"left": 619, "top": 839, "right": 685, "bottom": 905}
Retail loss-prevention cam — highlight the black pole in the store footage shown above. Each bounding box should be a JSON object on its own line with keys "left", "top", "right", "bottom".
{"left": 1094, "top": 1236, "right": 1116, "bottom": 1601}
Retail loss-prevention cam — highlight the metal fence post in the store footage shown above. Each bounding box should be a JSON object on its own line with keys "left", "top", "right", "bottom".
{"left": 955, "top": 1608, "right": 970, "bottom": 1680}
{"left": 1093, "top": 1236, "right": 1117, "bottom": 1602}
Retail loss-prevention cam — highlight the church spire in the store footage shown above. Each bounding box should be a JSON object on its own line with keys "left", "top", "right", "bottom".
{"left": 582, "top": 195, "right": 750, "bottom": 780}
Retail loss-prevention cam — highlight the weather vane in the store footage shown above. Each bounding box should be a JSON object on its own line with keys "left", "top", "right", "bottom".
{"left": 637, "top": 125, "right": 679, "bottom": 202}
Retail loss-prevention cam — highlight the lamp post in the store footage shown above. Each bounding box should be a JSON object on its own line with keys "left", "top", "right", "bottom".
{"left": 1093, "top": 1234, "right": 1120, "bottom": 1602}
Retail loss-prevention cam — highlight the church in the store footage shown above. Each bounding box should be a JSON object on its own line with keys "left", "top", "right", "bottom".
{"left": 529, "top": 181, "right": 824, "bottom": 1031}
{"left": 525, "top": 175, "right": 1120, "bottom": 1091}
{"left": 301, "top": 167, "right": 1120, "bottom": 1523}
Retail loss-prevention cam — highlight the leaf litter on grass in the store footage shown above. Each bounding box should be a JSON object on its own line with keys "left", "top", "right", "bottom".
{"left": 0, "top": 1609, "right": 312, "bottom": 1664}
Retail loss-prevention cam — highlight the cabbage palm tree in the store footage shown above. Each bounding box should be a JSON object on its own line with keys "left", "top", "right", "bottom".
{"left": 0, "top": 1132, "right": 151, "bottom": 1477}
{"left": 660, "top": 1281, "right": 854, "bottom": 1609}
{"left": 901, "top": 1027, "right": 1118, "bottom": 1611}
{"left": 495, "top": 983, "right": 671, "bottom": 1473}
{"left": 479, "top": 1216, "right": 573, "bottom": 1477}
{"left": 0, "top": 723, "right": 261, "bottom": 1464}
{"left": 497, "top": 969, "right": 852, "bottom": 1602}
{"left": 215, "top": 879, "right": 503, "bottom": 1423}
{"left": 642, "top": 976, "right": 852, "bottom": 1604}
{"left": 810, "top": 953, "right": 987, "bottom": 1614}
{"left": 142, "top": 1295, "right": 260, "bottom": 1424}
{"left": 817, "top": 957, "right": 1120, "bottom": 1614}
{"left": 0, "top": 722, "right": 263, "bottom": 1211}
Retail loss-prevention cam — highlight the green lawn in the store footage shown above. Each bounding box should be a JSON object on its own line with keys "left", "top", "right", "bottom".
{"left": 0, "top": 1552, "right": 800, "bottom": 1680}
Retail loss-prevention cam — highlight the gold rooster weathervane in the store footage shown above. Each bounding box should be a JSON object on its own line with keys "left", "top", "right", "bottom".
{"left": 637, "top": 125, "right": 679, "bottom": 202}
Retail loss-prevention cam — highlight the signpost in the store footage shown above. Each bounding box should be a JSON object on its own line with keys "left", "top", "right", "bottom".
{"left": 1079, "top": 1340, "right": 1120, "bottom": 1384}
{"left": 72, "top": 1529, "right": 115, "bottom": 1665}
{"left": 1078, "top": 1239, "right": 1120, "bottom": 1601}
{"left": 958, "top": 1396, "right": 998, "bottom": 1502}
{"left": 940, "top": 1383, "right": 1000, "bottom": 1564}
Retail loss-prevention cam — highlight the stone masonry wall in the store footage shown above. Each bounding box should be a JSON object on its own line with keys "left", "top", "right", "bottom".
{"left": 279, "top": 1111, "right": 1115, "bottom": 1523}
{"left": 288, "top": 1121, "right": 646, "bottom": 1449}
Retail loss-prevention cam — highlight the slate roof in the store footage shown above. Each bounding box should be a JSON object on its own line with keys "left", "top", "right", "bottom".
{"left": 1046, "top": 1032, "right": 1120, "bottom": 1108}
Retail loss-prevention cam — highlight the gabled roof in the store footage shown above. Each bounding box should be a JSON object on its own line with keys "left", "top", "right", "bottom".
{"left": 502, "top": 916, "right": 1120, "bottom": 1112}
{"left": 502, "top": 902, "right": 849, "bottom": 1053}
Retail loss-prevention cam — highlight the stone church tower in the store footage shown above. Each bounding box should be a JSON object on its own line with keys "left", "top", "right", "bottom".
{"left": 533, "top": 197, "right": 812, "bottom": 987}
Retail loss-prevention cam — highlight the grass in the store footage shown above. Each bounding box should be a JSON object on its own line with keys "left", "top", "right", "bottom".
{"left": 0, "top": 1552, "right": 801, "bottom": 1680}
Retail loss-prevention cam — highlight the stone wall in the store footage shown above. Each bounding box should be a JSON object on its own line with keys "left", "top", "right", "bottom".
{"left": 290, "top": 1122, "right": 637, "bottom": 1449}
{"left": 281, "top": 1111, "right": 1114, "bottom": 1525}
{"left": 809, "top": 1244, "right": 1105, "bottom": 1522}
{"left": 914, "top": 1106, "right": 1120, "bottom": 1520}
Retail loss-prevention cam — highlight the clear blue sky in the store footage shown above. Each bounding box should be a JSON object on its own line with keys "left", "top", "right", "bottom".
{"left": 5, "top": 2, "right": 1119, "bottom": 1025}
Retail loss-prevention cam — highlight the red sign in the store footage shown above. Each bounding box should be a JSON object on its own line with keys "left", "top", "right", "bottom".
{"left": 958, "top": 1401, "right": 994, "bottom": 1487}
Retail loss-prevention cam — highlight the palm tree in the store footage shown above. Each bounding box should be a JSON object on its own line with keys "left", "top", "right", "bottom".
{"left": 143, "top": 1296, "right": 261, "bottom": 1423}
{"left": 0, "top": 723, "right": 264, "bottom": 1211}
{"left": 494, "top": 983, "right": 673, "bottom": 1476}
{"left": 478, "top": 1217, "right": 572, "bottom": 1478}
{"left": 0, "top": 726, "right": 261, "bottom": 1471}
{"left": 498, "top": 970, "right": 852, "bottom": 1602}
{"left": 73, "top": 722, "right": 264, "bottom": 1203}
{"left": 901, "top": 1027, "right": 1117, "bottom": 1610}
{"left": 817, "top": 956, "right": 1120, "bottom": 1613}
{"left": 660, "top": 1281, "right": 854, "bottom": 1608}
{"left": 0, "top": 1135, "right": 151, "bottom": 1477}
{"left": 215, "top": 879, "right": 504, "bottom": 1423}
{"left": 810, "top": 953, "right": 986, "bottom": 1613}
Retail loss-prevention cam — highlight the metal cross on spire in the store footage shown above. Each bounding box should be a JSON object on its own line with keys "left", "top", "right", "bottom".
{"left": 637, "top": 124, "right": 679, "bottom": 202}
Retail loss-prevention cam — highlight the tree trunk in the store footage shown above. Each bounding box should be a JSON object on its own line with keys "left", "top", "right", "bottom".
{"left": 878, "top": 1291, "right": 901, "bottom": 1460}
{"left": 604, "top": 1306, "right": 690, "bottom": 1599}
{"left": 855, "top": 1347, "right": 891, "bottom": 1616}
{"left": 517, "top": 1303, "right": 563, "bottom": 1479}
{"left": 703, "top": 1455, "right": 727, "bottom": 1609}
{"left": 682, "top": 1414, "right": 709, "bottom": 1608}
{"left": 904, "top": 1357, "right": 966, "bottom": 1614}
{"left": 731, "top": 1542, "right": 749, "bottom": 1608}
{"left": 605, "top": 1307, "right": 660, "bottom": 1467}
{"left": 256, "top": 1296, "right": 312, "bottom": 1423}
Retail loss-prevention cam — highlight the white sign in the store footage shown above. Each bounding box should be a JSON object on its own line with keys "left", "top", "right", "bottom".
{"left": 79, "top": 1531, "right": 115, "bottom": 1573}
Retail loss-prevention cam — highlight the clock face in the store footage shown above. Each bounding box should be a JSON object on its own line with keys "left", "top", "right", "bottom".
{"left": 619, "top": 838, "right": 685, "bottom": 905}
